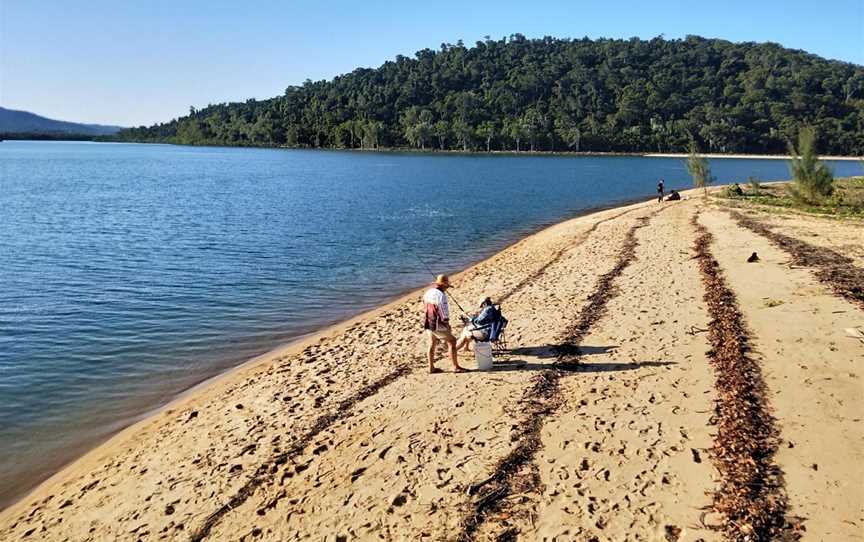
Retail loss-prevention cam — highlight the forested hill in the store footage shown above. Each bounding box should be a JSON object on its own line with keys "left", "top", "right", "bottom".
{"left": 115, "top": 35, "right": 864, "bottom": 155}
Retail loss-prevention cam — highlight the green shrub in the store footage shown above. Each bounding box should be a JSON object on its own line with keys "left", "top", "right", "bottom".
{"left": 722, "top": 184, "right": 743, "bottom": 197}
{"left": 788, "top": 126, "right": 834, "bottom": 203}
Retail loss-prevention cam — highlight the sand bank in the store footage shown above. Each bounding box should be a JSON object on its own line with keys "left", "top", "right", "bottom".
{"left": 643, "top": 153, "right": 863, "bottom": 161}
{"left": 1, "top": 190, "right": 861, "bottom": 541}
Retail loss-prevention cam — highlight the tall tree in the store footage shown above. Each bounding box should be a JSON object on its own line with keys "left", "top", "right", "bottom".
{"left": 434, "top": 120, "right": 449, "bottom": 150}
{"left": 477, "top": 120, "right": 497, "bottom": 152}
{"left": 686, "top": 142, "right": 715, "bottom": 194}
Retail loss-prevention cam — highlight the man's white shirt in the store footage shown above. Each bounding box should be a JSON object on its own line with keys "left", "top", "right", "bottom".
{"left": 423, "top": 288, "right": 449, "bottom": 320}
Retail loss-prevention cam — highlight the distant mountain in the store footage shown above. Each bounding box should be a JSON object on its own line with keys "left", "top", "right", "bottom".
{"left": 0, "top": 107, "right": 124, "bottom": 136}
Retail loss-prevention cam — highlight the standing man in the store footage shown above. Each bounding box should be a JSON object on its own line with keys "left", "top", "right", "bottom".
{"left": 657, "top": 178, "right": 665, "bottom": 202}
{"left": 423, "top": 274, "right": 466, "bottom": 373}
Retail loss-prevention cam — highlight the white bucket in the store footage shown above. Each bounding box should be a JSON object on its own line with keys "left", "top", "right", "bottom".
{"left": 474, "top": 341, "right": 493, "bottom": 371}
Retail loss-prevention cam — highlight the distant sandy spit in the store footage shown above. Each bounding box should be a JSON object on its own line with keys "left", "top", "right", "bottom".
{"left": 643, "top": 152, "right": 864, "bottom": 161}
{"left": 322, "top": 146, "right": 864, "bottom": 160}
{"left": 1, "top": 189, "right": 861, "bottom": 541}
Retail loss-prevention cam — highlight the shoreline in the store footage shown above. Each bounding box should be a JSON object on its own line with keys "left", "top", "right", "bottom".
{"left": 0, "top": 195, "right": 648, "bottom": 514}
{"left": 9, "top": 140, "right": 864, "bottom": 161}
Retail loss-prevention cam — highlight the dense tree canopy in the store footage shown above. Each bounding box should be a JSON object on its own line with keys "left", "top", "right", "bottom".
{"left": 114, "top": 35, "right": 864, "bottom": 155}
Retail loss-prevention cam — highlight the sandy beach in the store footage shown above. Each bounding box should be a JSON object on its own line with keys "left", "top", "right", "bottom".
{"left": 1, "top": 188, "right": 862, "bottom": 541}
{"left": 642, "top": 153, "right": 864, "bottom": 161}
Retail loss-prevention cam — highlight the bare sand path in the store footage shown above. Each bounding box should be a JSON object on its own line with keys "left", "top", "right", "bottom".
{"left": 460, "top": 201, "right": 720, "bottom": 541}
{"left": 526, "top": 201, "right": 719, "bottom": 541}
{"left": 750, "top": 212, "right": 864, "bottom": 268}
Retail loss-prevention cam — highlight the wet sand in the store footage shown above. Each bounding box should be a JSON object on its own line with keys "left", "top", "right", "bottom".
{"left": 1, "top": 189, "right": 861, "bottom": 541}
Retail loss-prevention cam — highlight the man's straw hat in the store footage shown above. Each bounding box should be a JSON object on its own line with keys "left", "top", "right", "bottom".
{"left": 434, "top": 274, "right": 451, "bottom": 287}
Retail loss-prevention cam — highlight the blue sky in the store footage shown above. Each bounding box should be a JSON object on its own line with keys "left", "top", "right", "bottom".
{"left": 2, "top": 0, "right": 862, "bottom": 127}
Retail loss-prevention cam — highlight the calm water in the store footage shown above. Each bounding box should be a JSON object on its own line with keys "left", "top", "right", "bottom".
{"left": 0, "top": 141, "right": 860, "bottom": 507}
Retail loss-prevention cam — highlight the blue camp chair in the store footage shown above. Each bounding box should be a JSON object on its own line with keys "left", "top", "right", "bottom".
{"left": 486, "top": 305, "right": 509, "bottom": 358}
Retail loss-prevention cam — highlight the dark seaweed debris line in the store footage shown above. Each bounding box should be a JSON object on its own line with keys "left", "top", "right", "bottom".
{"left": 454, "top": 215, "right": 650, "bottom": 542}
{"left": 189, "top": 364, "right": 413, "bottom": 541}
{"left": 728, "top": 210, "right": 864, "bottom": 309}
{"left": 691, "top": 212, "right": 799, "bottom": 542}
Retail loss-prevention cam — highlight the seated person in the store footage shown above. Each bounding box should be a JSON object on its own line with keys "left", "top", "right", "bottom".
{"left": 456, "top": 297, "right": 497, "bottom": 351}
{"left": 665, "top": 190, "right": 681, "bottom": 201}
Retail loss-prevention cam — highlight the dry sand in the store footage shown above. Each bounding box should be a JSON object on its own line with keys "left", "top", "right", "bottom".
{"left": 752, "top": 211, "right": 864, "bottom": 268}
{"left": 1, "top": 190, "right": 861, "bottom": 541}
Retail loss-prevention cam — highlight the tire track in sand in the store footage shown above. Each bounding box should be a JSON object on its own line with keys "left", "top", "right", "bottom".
{"left": 691, "top": 211, "right": 799, "bottom": 541}
{"left": 454, "top": 212, "right": 656, "bottom": 542}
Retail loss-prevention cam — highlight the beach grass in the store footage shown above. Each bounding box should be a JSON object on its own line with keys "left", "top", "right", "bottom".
{"left": 717, "top": 177, "right": 864, "bottom": 219}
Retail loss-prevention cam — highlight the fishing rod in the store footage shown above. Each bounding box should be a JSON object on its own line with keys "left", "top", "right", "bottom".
{"left": 405, "top": 243, "right": 469, "bottom": 316}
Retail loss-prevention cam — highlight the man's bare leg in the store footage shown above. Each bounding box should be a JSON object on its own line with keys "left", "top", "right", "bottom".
{"left": 428, "top": 335, "right": 442, "bottom": 373}
{"left": 448, "top": 337, "right": 466, "bottom": 372}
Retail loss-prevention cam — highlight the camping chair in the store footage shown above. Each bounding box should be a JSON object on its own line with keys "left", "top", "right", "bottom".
{"left": 486, "top": 305, "right": 509, "bottom": 360}
{"left": 461, "top": 303, "right": 510, "bottom": 362}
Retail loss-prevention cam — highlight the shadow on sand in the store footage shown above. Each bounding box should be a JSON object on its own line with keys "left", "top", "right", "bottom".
{"left": 490, "top": 359, "right": 675, "bottom": 373}
{"left": 507, "top": 345, "right": 620, "bottom": 358}
{"left": 487, "top": 345, "right": 675, "bottom": 373}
